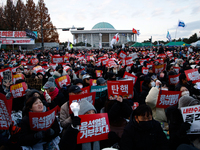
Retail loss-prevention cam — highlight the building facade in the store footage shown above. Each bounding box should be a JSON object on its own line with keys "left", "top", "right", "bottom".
{"left": 71, "top": 22, "right": 137, "bottom": 48}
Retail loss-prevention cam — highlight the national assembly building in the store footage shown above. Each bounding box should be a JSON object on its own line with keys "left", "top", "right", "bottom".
{"left": 70, "top": 22, "right": 137, "bottom": 48}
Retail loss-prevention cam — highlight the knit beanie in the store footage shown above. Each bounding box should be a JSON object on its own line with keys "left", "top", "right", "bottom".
{"left": 43, "top": 77, "right": 55, "bottom": 89}
{"left": 78, "top": 100, "right": 97, "bottom": 115}
{"left": 178, "top": 95, "right": 200, "bottom": 109}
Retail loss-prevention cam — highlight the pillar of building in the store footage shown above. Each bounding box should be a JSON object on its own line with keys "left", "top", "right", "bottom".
{"left": 82, "top": 34, "right": 83, "bottom": 42}
{"left": 91, "top": 34, "right": 93, "bottom": 47}
{"left": 73, "top": 34, "right": 75, "bottom": 44}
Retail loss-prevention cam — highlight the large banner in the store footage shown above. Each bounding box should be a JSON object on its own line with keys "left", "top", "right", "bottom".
{"left": 156, "top": 90, "right": 181, "bottom": 109}
{"left": 0, "top": 38, "right": 35, "bottom": 45}
{"left": 91, "top": 86, "right": 107, "bottom": 99}
{"left": 77, "top": 113, "right": 110, "bottom": 144}
{"left": 0, "top": 93, "right": 12, "bottom": 130}
{"left": 181, "top": 105, "right": 200, "bottom": 134}
{"left": 168, "top": 74, "right": 180, "bottom": 85}
{"left": 51, "top": 56, "right": 64, "bottom": 64}
{"left": 123, "top": 72, "right": 137, "bottom": 86}
{"left": 0, "top": 31, "right": 26, "bottom": 37}
{"left": 107, "top": 80, "right": 133, "bottom": 100}
{"left": 55, "top": 75, "right": 71, "bottom": 89}
{"left": 29, "top": 106, "right": 57, "bottom": 131}
{"left": 10, "top": 82, "right": 28, "bottom": 98}
{"left": 185, "top": 69, "right": 200, "bottom": 83}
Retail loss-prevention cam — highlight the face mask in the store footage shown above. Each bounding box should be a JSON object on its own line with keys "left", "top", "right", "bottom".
{"left": 78, "top": 85, "right": 83, "bottom": 89}
{"left": 181, "top": 91, "right": 190, "bottom": 96}
{"left": 138, "top": 120, "right": 153, "bottom": 130}
{"left": 50, "top": 72, "right": 53, "bottom": 75}
{"left": 151, "top": 81, "right": 155, "bottom": 87}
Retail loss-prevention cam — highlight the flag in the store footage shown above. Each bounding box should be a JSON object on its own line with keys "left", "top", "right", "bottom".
{"left": 136, "top": 30, "right": 140, "bottom": 36}
{"left": 110, "top": 33, "right": 119, "bottom": 48}
{"left": 166, "top": 31, "right": 172, "bottom": 41}
{"left": 132, "top": 28, "right": 137, "bottom": 34}
{"left": 122, "top": 33, "right": 125, "bottom": 36}
{"left": 99, "top": 42, "right": 102, "bottom": 49}
{"left": 178, "top": 20, "right": 185, "bottom": 27}
{"left": 74, "top": 39, "right": 76, "bottom": 44}
{"left": 127, "top": 36, "right": 130, "bottom": 42}
{"left": 67, "top": 39, "right": 70, "bottom": 50}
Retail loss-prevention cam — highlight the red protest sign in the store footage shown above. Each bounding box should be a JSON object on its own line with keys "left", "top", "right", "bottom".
{"left": 102, "top": 59, "right": 109, "bottom": 66}
{"left": 132, "top": 102, "right": 139, "bottom": 110}
{"left": 96, "top": 61, "right": 101, "bottom": 67}
{"left": 0, "top": 93, "right": 12, "bottom": 130}
{"left": 81, "top": 86, "right": 90, "bottom": 95}
{"left": 95, "top": 70, "right": 103, "bottom": 77}
{"left": 169, "top": 74, "right": 180, "bottom": 85}
{"left": 167, "top": 52, "right": 173, "bottom": 57}
{"left": 87, "top": 56, "right": 95, "bottom": 61}
{"left": 49, "top": 63, "right": 57, "bottom": 71}
{"left": 33, "top": 66, "right": 43, "bottom": 73}
{"left": 185, "top": 69, "right": 200, "bottom": 83}
{"left": 55, "top": 75, "right": 71, "bottom": 89}
{"left": 124, "top": 57, "right": 134, "bottom": 66}
{"left": 64, "top": 55, "right": 69, "bottom": 61}
{"left": 12, "top": 73, "right": 24, "bottom": 84}
{"left": 142, "top": 67, "right": 149, "bottom": 75}
{"left": 153, "top": 63, "right": 166, "bottom": 74}
{"left": 156, "top": 90, "right": 181, "bottom": 109}
{"left": 51, "top": 56, "right": 64, "bottom": 64}
{"left": 11, "top": 66, "right": 19, "bottom": 74}
{"left": 98, "top": 56, "right": 107, "bottom": 62}
{"left": 90, "top": 79, "right": 97, "bottom": 86}
{"left": 10, "top": 82, "right": 27, "bottom": 98}
{"left": 30, "top": 58, "right": 39, "bottom": 65}
{"left": 123, "top": 72, "right": 137, "bottom": 86}
{"left": 77, "top": 113, "right": 110, "bottom": 144}
{"left": 69, "top": 92, "right": 96, "bottom": 114}
{"left": 107, "top": 80, "right": 133, "bottom": 100}
{"left": 29, "top": 106, "right": 58, "bottom": 131}
{"left": 106, "top": 60, "right": 117, "bottom": 68}
{"left": 118, "top": 50, "right": 127, "bottom": 59}
{"left": 157, "top": 54, "right": 166, "bottom": 58}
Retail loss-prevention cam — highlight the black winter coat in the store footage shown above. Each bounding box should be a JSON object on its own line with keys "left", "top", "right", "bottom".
{"left": 48, "top": 90, "right": 66, "bottom": 110}
{"left": 18, "top": 114, "right": 60, "bottom": 147}
{"left": 120, "top": 113, "right": 170, "bottom": 150}
{"left": 139, "top": 84, "right": 151, "bottom": 105}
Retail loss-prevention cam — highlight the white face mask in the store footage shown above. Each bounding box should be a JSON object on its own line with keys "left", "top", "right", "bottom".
{"left": 78, "top": 85, "right": 83, "bottom": 89}
{"left": 181, "top": 91, "right": 190, "bottom": 96}
{"left": 50, "top": 72, "right": 53, "bottom": 75}
{"left": 151, "top": 81, "right": 156, "bottom": 87}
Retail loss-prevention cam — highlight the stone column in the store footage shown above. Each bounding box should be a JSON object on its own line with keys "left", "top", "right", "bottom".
{"left": 82, "top": 34, "right": 83, "bottom": 42}
{"left": 91, "top": 34, "right": 93, "bottom": 47}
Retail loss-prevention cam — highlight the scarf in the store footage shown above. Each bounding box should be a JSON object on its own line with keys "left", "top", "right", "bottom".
{"left": 82, "top": 141, "right": 100, "bottom": 150}
{"left": 44, "top": 87, "right": 59, "bottom": 101}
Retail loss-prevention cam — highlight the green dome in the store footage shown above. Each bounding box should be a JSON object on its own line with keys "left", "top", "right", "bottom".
{"left": 92, "top": 22, "right": 115, "bottom": 30}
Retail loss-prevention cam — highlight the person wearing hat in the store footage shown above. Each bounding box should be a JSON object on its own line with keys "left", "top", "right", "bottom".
{"left": 82, "top": 74, "right": 91, "bottom": 88}
{"left": 43, "top": 77, "right": 66, "bottom": 109}
{"left": 166, "top": 95, "right": 200, "bottom": 150}
{"left": 60, "top": 85, "right": 82, "bottom": 131}
{"left": 53, "top": 65, "right": 67, "bottom": 79}
{"left": 97, "top": 77, "right": 107, "bottom": 86}
{"left": 74, "top": 78, "right": 84, "bottom": 89}
{"left": 60, "top": 100, "right": 101, "bottom": 150}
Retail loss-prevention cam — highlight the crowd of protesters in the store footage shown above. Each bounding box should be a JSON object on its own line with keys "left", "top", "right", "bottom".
{"left": 0, "top": 45, "right": 200, "bottom": 150}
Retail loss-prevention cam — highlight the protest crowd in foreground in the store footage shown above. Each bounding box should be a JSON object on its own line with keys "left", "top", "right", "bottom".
{"left": 1, "top": 45, "right": 200, "bottom": 150}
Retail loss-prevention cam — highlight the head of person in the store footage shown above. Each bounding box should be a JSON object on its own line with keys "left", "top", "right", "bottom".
{"left": 178, "top": 95, "right": 200, "bottom": 109}
{"left": 179, "top": 73, "right": 187, "bottom": 85}
{"left": 16, "top": 67, "right": 22, "bottom": 74}
{"left": 48, "top": 67, "right": 54, "bottom": 76}
{"left": 56, "top": 65, "right": 63, "bottom": 74}
{"left": 26, "top": 89, "right": 42, "bottom": 101}
{"left": 82, "top": 74, "right": 91, "bottom": 84}
{"left": 107, "top": 72, "right": 116, "bottom": 81}
{"left": 37, "top": 72, "right": 44, "bottom": 80}
{"left": 134, "top": 104, "right": 153, "bottom": 129}
{"left": 78, "top": 99, "right": 97, "bottom": 115}
{"left": 24, "top": 97, "right": 44, "bottom": 115}
{"left": 97, "top": 77, "right": 107, "bottom": 86}
{"left": 143, "top": 76, "right": 153, "bottom": 88}
{"left": 180, "top": 86, "right": 190, "bottom": 97}
{"left": 68, "top": 85, "right": 82, "bottom": 95}
{"left": 43, "top": 77, "right": 56, "bottom": 93}
{"left": 74, "top": 78, "right": 84, "bottom": 89}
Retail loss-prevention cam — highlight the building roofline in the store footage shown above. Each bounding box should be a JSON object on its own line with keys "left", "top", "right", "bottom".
{"left": 71, "top": 30, "right": 134, "bottom": 34}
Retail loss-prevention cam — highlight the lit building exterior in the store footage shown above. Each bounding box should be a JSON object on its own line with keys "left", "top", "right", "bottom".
{"left": 70, "top": 22, "right": 137, "bottom": 48}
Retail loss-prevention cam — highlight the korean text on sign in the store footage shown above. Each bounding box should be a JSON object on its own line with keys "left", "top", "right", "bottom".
{"left": 10, "top": 82, "right": 27, "bottom": 98}
{"left": 29, "top": 106, "right": 57, "bottom": 131}
{"left": 77, "top": 113, "right": 110, "bottom": 144}
{"left": 181, "top": 105, "right": 200, "bottom": 134}
{"left": 156, "top": 90, "right": 181, "bottom": 109}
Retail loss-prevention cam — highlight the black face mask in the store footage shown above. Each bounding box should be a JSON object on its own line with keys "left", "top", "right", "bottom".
{"left": 59, "top": 69, "right": 63, "bottom": 74}
{"left": 138, "top": 120, "right": 153, "bottom": 130}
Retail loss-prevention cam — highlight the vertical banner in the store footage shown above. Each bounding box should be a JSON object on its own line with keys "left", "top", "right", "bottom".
{"left": 181, "top": 105, "right": 200, "bottom": 134}
{"left": 0, "top": 93, "right": 12, "bottom": 130}
{"left": 29, "top": 106, "right": 57, "bottom": 131}
{"left": 123, "top": 72, "right": 137, "bottom": 86}
{"left": 10, "top": 82, "right": 28, "bottom": 98}
{"left": 156, "top": 90, "right": 181, "bottom": 109}
{"left": 55, "top": 75, "right": 71, "bottom": 89}
{"left": 77, "top": 113, "right": 110, "bottom": 144}
{"left": 107, "top": 80, "right": 133, "bottom": 100}
{"left": 95, "top": 70, "right": 103, "bottom": 77}
{"left": 185, "top": 69, "right": 200, "bottom": 83}
{"left": 69, "top": 92, "right": 96, "bottom": 114}
{"left": 168, "top": 74, "right": 180, "bottom": 85}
